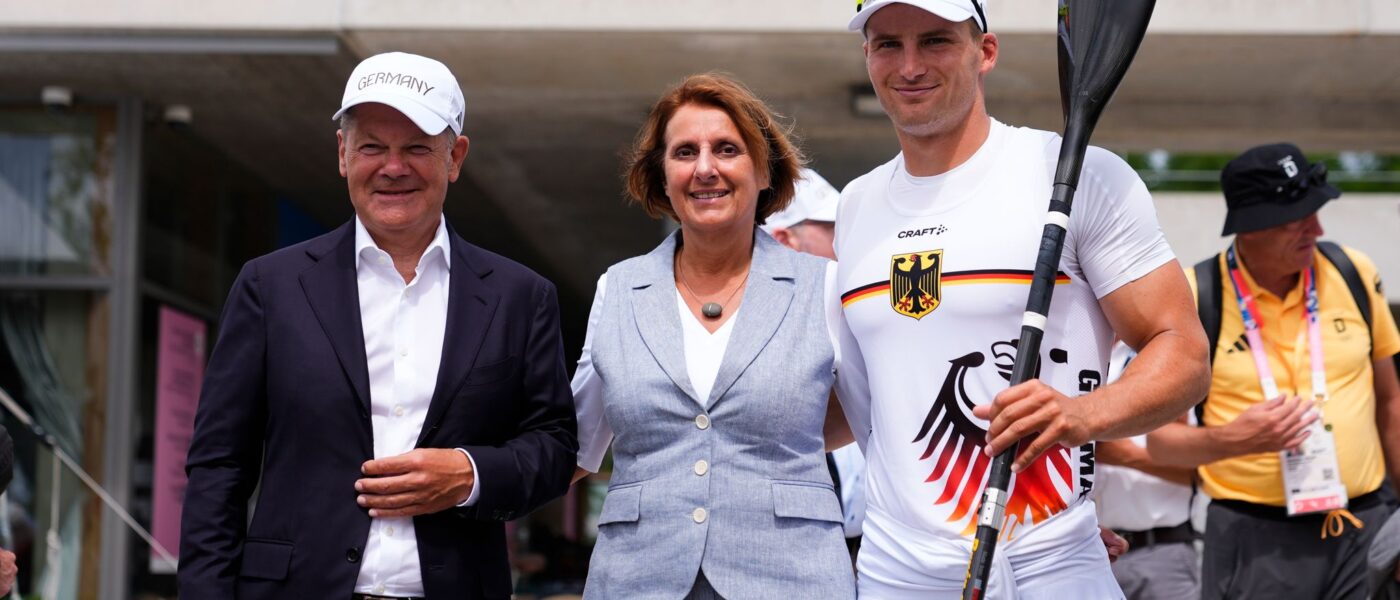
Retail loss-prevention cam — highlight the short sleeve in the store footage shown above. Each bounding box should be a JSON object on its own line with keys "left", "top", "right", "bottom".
{"left": 827, "top": 261, "right": 873, "bottom": 453}
{"left": 573, "top": 274, "right": 614, "bottom": 473}
{"left": 1066, "top": 146, "right": 1177, "bottom": 299}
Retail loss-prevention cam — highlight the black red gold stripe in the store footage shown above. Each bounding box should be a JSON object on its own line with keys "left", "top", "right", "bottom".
{"left": 841, "top": 269, "right": 1070, "bottom": 307}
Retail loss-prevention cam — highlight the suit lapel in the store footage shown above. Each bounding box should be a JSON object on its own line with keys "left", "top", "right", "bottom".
{"left": 630, "top": 233, "right": 701, "bottom": 406}
{"left": 417, "top": 227, "right": 499, "bottom": 447}
{"left": 708, "top": 232, "right": 796, "bottom": 406}
{"left": 299, "top": 222, "right": 374, "bottom": 419}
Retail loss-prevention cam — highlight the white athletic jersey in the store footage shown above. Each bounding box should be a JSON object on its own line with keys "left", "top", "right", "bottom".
{"left": 833, "top": 120, "right": 1174, "bottom": 592}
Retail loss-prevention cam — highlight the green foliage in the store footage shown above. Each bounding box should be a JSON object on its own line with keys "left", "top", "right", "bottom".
{"left": 1124, "top": 151, "right": 1400, "bottom": 193}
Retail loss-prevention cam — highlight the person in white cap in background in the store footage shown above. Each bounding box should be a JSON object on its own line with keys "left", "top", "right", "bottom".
{"left": 830, "top": 0, "right": 1209, "bottom": 597}
{"left": 762, "top": 169, "right": 868, "bottom": 562}
{"left": 179, "top": 52, "right": 577, "bottom": 599}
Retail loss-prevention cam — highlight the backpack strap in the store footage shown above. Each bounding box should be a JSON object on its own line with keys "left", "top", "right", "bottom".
{"left": 1192, "top": 252, "right": 1225, "bottom": 426}
{"left": 1316, "top": 241, "right": 1374, "bottom": 353}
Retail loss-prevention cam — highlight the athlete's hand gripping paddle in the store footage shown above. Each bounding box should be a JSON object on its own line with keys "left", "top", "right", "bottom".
{"left": 961, "top": 1, "right": 1155, "bottom": 598}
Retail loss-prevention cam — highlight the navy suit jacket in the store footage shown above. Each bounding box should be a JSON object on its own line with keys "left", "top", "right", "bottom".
{"left": 178, "top": 220, "right": 578, "bottom": 599}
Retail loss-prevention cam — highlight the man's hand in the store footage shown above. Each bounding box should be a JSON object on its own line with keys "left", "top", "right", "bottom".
{"left": 1099, "top": 527, "right": 1129, "bottom": 564}
{"left": 973, "top": 380, "right": 1094, "bottom": 472}
{"left": 1215, "top": 396, "right": 1316, "bottom": 455}
{"left": 0, "top": 548, "right": 16, "bottom": 595}
{"left": 356, "top": 448, "right": 475, "bottom": 518}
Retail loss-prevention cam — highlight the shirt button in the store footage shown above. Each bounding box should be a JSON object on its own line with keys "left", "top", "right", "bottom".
{"left": 693, "top": 507, "right": 707, "bottom": 523}
{"left": 695, "top": 414, "right": 710, "bottom": 430}
{"left": 385, "top": 526, "right": 395, "bottom": 536}
{"left": 393, "top": 405, "right": 405, "bottom": 417}
{"left": 399, "top": 348, "right": 408, "bottom": 357}
{"left": 693, "top": 460, "right": 709, "bottom": 476}
{"left": 373, "top": 584, "right": 386, "bottom": 594}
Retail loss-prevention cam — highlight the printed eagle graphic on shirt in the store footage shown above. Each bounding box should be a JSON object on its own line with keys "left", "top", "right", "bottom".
{"left": 912, "top": 339, "right": 1081, "bottom": 540}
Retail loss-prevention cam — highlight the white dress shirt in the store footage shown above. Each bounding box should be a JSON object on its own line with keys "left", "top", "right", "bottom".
{"left": 351, "top": 216, "right": 479, "bottom": 597}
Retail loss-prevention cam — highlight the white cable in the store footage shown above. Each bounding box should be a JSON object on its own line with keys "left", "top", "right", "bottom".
{"left": 0, "top": 387, "right": 177, "bottom": 569}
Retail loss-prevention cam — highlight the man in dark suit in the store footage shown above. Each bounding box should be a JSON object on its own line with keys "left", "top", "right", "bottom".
{"left": 178, "top": 52, "right": 578, "bottom": 600}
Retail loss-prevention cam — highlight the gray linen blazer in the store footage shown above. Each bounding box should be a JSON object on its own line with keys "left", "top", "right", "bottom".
{"left": 583, "top": 230, "right": 855, "bottom": 599}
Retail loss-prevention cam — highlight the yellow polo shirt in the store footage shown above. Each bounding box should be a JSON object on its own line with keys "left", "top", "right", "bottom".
{"left": 1185, "top": 244, "right": 1400, "bottom": 506}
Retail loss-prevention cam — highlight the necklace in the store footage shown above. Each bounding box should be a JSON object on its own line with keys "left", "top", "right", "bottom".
{"left": 675, "top": 252, "right": 750, "bottom": 319}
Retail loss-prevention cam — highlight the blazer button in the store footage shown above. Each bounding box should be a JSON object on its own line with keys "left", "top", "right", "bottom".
{"left": 693, "top": 459, "right": 709, "bottom": 476}
{"left": 346, "top": 547, "right": 361, "bottom": 563}
{"left": 695, "top": 414, "right": 710, "bottom": 430}
{"left": 693, "top": 507, "right": 708, "bottom": 523}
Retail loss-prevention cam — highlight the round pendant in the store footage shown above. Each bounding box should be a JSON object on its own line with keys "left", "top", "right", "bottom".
{"left": 701, "top": 302, "right": 723, "bottom": 319}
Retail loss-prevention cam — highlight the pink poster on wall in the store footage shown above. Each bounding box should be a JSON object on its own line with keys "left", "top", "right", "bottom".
{"left": 152, "top": 305, "right": 207, "bottom": 573}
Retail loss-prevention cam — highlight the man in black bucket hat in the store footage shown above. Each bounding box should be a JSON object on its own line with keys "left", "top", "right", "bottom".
{"left": 1220, "top": 143, "right": 1341, "bottom": 236}
{"left": 1147, "top": 142, "right": 1400, "bottom": 599}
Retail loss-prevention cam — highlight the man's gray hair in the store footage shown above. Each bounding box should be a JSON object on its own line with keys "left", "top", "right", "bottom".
{"left": 338, "top": 107, "right": 458, "bottom": 150}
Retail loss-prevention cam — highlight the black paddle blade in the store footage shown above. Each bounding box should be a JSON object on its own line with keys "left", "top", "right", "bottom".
{"left": 1056, "top": 0, "right": 1073, "bottom": 126}
{"left": 1064, "top": 0, "right": 1155, "bottom": 136}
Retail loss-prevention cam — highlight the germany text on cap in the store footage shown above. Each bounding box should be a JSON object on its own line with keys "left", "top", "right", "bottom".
{"left": 332, "top": 52, "right": 466, "bottom": 136}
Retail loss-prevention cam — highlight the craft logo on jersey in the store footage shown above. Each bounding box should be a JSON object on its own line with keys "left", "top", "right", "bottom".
{"left": 890, "top": 250, "right": 942, "bottom": 319}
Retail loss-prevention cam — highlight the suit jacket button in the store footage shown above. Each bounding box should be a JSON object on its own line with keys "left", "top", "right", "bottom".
{"left": 346, "top": 547, "right": 361, "bottom": 563}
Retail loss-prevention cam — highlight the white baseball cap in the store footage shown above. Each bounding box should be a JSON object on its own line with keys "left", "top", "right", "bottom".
{"left": 762, "top": 168, "right": 841, "bottom": 233}
{"left": 331, "top": 52, "right": 466, "bottom": 136}
{"left": 848, "top": 0, "right": 988, "bottom": 33}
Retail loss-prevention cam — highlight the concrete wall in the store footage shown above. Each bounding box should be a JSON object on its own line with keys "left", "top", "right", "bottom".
{"left": 1155, "top": 192, "right": 1400, "bottom": 303}
{"left": 4, "top": 0, "right": 1399, "bottom": 33}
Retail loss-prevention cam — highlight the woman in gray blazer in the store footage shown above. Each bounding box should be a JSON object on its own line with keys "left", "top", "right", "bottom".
{"left": 570, "top": 73, "right": 858, "bottom": 599}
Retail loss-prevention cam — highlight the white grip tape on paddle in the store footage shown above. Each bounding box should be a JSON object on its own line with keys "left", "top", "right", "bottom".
{"left": 978, "top": 488, "right": 1007, "bottom": 528}
{"left": 1021, "top": 311, "right": 1048, "bottom": 332}
{"left": 1045, "top": 210, "right": 1070, "bottom": 230}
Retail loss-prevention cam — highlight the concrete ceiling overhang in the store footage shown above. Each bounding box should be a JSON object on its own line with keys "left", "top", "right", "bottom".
{"left": 2, "top": 28, "right": 1398, "bottom": 344}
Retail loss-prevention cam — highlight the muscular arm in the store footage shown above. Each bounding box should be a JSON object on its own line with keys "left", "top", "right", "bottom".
{"left": 1374, "top": 355, "right": 1400, "bottom": 484}
{"left": 979, "top": 262, "right": 1211, "bottom": 470}
{"left": 1081, "top": 262, "right": 1211, "bottom": 439}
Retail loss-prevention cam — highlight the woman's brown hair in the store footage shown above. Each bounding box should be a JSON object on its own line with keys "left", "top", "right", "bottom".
{"left": 624, "top": 73, "right": 805, "bottom": 225}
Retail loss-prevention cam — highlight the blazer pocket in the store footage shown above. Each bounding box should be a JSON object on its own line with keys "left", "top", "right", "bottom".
{"left": 239, "top": 538, "right": 294, "bottom": 580}
{"left": 772, "top": 481, "right": 842, "bottom": 523}
{"left": 464, "top": 355, "right": 518, "bottom": 387}
{"left": 597, "top": 483, "right": 642, "bottom": 525}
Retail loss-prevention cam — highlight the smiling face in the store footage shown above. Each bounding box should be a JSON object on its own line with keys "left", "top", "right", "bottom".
{"left": 337, "top": 102, "right": 469, "bottom": 243}
{"left": 662, "top": 103, "right": 769, "bottom": 236}
{"left": 863, "top": 4, "right": 997, "bottom": 140}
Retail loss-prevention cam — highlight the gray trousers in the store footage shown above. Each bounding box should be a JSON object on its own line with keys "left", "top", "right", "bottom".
{"left": 1202, "top": 497, "right": 1392, "bottom": 600}
{"left": 1111, "top": 541, "right": 1199, "bottom": 600}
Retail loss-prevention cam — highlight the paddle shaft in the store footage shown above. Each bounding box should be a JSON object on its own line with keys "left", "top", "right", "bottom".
{"left": 961, "top": 124, "right": 1091, "bottom": 599}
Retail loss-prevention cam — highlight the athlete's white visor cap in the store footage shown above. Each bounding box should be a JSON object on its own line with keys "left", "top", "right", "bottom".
{"left": 332, "top": 52, "right": 465, "bottom": 136}
{"left": 848, "top": 0, "right": 989, "bottom": 33}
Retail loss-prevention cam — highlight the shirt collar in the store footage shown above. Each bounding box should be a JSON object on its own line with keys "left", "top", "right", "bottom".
{"left": 354, "top": 215, "right": 452, "bottom": 271}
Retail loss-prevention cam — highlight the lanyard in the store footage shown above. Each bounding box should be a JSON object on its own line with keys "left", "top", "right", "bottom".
{"left": 1225, "top": 245, "right": 1328, "bottom": 403}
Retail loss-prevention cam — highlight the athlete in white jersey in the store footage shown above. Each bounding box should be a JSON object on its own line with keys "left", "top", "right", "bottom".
{"left": 835, "top": 1, "right": 1210, "bottom": 597}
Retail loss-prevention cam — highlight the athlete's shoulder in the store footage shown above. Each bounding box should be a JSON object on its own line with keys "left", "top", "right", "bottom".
{"left": 842, "top": 154, "right": 901, "bottom": 199}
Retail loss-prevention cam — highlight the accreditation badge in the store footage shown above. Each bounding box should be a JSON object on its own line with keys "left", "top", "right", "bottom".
{"left": 1280, "top": 419, "right": 1348, "bottom": 516}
